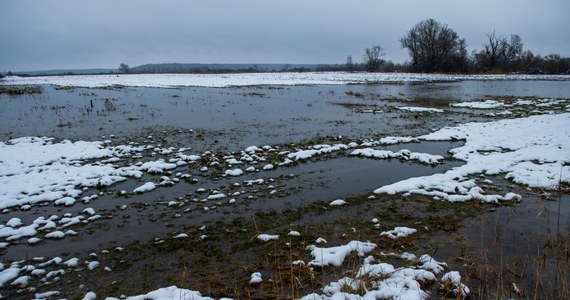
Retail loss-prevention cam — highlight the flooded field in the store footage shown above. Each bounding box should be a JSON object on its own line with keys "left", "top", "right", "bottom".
{"left": 0, "top": 76, "right": 569, "bottom": 299}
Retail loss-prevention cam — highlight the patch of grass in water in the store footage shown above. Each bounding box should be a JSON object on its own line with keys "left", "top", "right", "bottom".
{"left": 0, "top": 85, "right": 43, "bottom": 95}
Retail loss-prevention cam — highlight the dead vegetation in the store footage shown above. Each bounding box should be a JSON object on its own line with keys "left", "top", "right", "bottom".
{"left": 0, "top": 85, "right": 43, "bottom": 95}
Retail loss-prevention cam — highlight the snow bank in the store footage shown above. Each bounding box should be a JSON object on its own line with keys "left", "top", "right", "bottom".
{"left": 351, "top": 148, "right": 443, "bottom": 165}
{"left": 379, "top": 136, "right": 419, "bottom": 144}
{"left": 287, "top": 144, "right": 348, "bottom": 161}
{"left": 307, "top": 241, "right": 376, "bottom": 267}
{"left": 375, "top": 113, "right": 570, "bottom": 201}
{"left": 450, "top": 100, "right": 504, "bottom": 109}
{"left": 398, "top": 106, "right": 444, "bottom": 113}
{"left": 380, "top": 227, "right": 417, "bottom": 239}
{"left": 3, "top": 72, "right": 569, "bottom": 88}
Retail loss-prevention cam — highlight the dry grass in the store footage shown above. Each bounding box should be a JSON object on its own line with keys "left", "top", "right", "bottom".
{"left": 0, "top": 85, "right": 43, "bottom": 95}
{"left": 460, "top": 191, "right": 569, "bottom": 299}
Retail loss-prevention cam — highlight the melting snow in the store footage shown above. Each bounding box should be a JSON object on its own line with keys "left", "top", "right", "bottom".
{"left": 3, "top": 72, "right": 569, "bottom": 88}
{"left": 307, "top": 241, "right": 376, "bottom": 267}
{"left": 103, "top": 286, "right": 218, "bottom": 300}
{"left": 329, "top": 199, "right": 347, "bottom": 206}
{"left": 376, "top": 113, "right": 570, "bottom": 201}
{"left": 249, "top": 272, "right": 263, "bottom": 284}
{"left": 380, "top": 226, "right": 417, "bottom": 239}
{"left": 351, "top": 148, "right": 443, "bottom": 165}
{"left": 257, "top": 234, "right": 279, "bottom": 242}
{"left": 133, "top": 182, "right": 157, "bottom": 193}
{"left": 450, "top": 99, "right": 504, "bottom": 109}
{"left": 398, "top": 106, "right": 444, "bottom": 113}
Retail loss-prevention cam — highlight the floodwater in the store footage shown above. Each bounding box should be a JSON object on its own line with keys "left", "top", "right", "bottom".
{"left": 1, "top": 80, "right": 569, "bottom": 145}
{"left": 2, "top": 145, "right": 462, "bottom": 261}
{"left": 0, "top": 80, "right": 568, "bottom": 299}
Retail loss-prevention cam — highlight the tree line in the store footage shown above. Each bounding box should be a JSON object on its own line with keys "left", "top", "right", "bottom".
{"left": 116, "top": 63, "right": 348, "bottom": 74}
{"left": 354, "top": 18, "right": 569, "bottom": 74}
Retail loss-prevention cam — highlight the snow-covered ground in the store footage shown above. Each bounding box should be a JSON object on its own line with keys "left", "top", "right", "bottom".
{"left": 376, "top": 113, "right": 570, "bottom": 201}
{"left": 2, "top": 72, "right": 570, "bottom": 88}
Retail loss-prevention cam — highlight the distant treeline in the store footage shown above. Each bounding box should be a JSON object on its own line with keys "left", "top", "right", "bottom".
{"left": 128, "top": 63, "right": 347, "bottom": 74}
{"left": 358, "top": 18, "right": 570, "bottom": 74}
{"left": 1, "top": 63, "right": 351, "bottom": 77}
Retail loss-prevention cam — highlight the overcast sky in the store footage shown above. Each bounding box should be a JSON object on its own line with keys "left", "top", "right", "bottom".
{"left": 1, "top": 0, "right": 569, "bottom": 72}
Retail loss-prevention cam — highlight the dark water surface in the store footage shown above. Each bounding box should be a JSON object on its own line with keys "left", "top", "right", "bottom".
{"left": 1, "top": 80, "right": 568, "bottom": 146}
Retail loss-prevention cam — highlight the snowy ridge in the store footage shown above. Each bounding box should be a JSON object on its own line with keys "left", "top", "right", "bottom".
{"left": 2, "top": 72, "right": 570, "bottom": 88}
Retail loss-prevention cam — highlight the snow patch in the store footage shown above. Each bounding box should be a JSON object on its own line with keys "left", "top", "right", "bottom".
{"left": 307, "top": 241, "right": 376, "bottom": 267}
{"left": 257, "top": 234, "right": 279, "bottom": 242}
{"left": 329, "top": 199, "right": 347, "bottom": 206}
{"left": 133, "top": 182, "right": 156, "bottom": 193}
{"left": 380, "top": 227, "right": 417, "bottom": 239}
{"left": 398, "top": 106, "right": 444, "bottom": 113}
{"left": 249, "top": 272, "right": 263, "bottom": 284}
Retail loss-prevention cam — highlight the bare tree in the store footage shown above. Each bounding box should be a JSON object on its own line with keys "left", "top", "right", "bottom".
{"left": 482, "top": 31, "right": 524, "bottom": 71}
{"left": 483, "top": 31, "right": 508, "bottom": 69}
{"left": 346, "top": 55, "right": 354, "bottom": 73}
{"left": 543, "top": 54, "right": 568, "bottom": 74}
{"left": 518, "top": 50, "right": 540, "bottom": 73}
{"left": 453, "top": 38, "right": 469, "bottom": 72}
{"left": 400, "top": 19, "right": 462, "bottom": 72}
{"left": 363, "top": 45, "right": 384, "bottom": 72}
{"left": 119, "top": 63, "right": 130, "bottom": 73}
{"left": 506, "top": 34, "right": 523, "bottom": 62}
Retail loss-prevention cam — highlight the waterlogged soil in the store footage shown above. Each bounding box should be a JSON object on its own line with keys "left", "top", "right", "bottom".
{"left": 0, "top": 81, "right": 569, "bottom": 299}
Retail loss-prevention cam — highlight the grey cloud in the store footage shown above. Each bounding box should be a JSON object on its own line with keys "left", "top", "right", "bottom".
{"left": 1, "top": 0, "right": 569, "bottom": 71}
